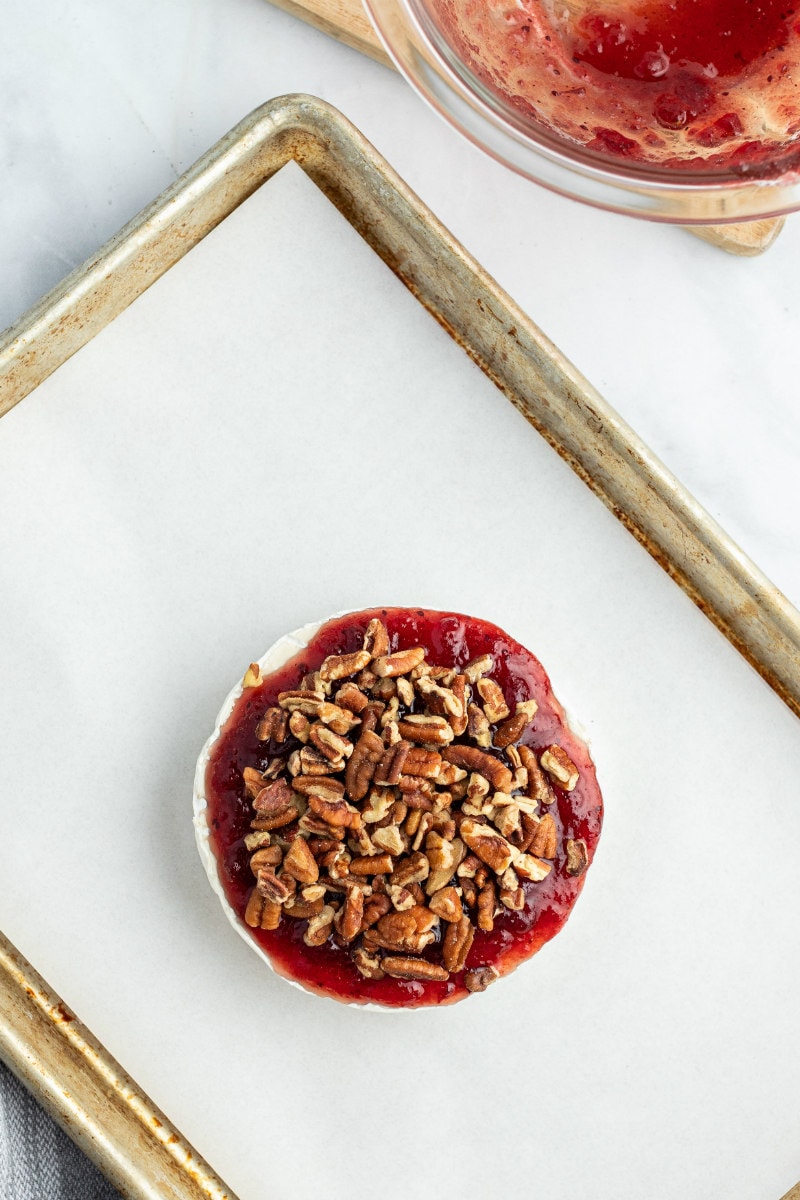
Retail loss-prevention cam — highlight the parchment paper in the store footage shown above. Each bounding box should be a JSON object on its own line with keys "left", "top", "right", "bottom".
{"left": 0, "top": 162, "right": 798, "bottom": 1200}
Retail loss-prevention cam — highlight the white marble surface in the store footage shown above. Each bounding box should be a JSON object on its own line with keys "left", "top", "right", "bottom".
{"left": 1, "top": 4, "right": 800, "bottom": 1200}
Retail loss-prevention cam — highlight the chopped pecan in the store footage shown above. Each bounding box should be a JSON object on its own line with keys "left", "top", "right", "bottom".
{"left": 245, "top": 890, "right": 281, "bottom": 930}
{"left": 396, "top": 676, "right": 415, "bottom": 707}
{"left": 492, "top": 711, "right": 529, "bottom": 750}
{"left": 295, "top": 745, "right": 343, "bottom": 776}
{"left": 319, "top": 650, "right": 371, "bottom": 683}
{"left": 467, "top": 703, "right": 492, "bottom": 748}
{"left": 493, "top": 803, "right": 521, "bottom": 840}
{"left": 375, "top": 905, "right": 439, "bottom": 952}
{"left": 382, "top": 957, "right": 449, "bottom": 982}
{"left": 335, "top": 888, "right": 365, "bottom": 942}
{"left": 307, "top": 791, "right": 359, "bottom": 829}
{"left": 389, "top": 851, "right": 430, "bottom": 888}
{"left": 459, "top": 818, "right": 516, "bottom": 874}
{"left": 372, "top": 647, "right": 426, "bottom": 677}
{"left": 529, "top": 812, "right": 558, "bottom": 859}
{"left": 299, "top": 813, "right": 345, "bottom": 839}
{"left": 309, "top": 723, "right": 354, "bottom": 762}
{"left": 371, "top": 824, "right": 405, "bottom": 857}
{"left": 350, "top": 853, "right": 393, "bottom": 875}
{"left": 460, "top": 877, "right": 478, "bottom": 908}
{"left": 256, "top": 870, "right": 293, "bottom": 905}
{"left": 397, "top": 714, "right": 455, "bottom": 746}
{"left": 278, "top": 689, "right": 325, "bottom": 714}
{"left": 283, "top": 835, "right": 320, "bottom": 884}
{"left": 387, "top": 884, "right": 416, "bottom": 911}
{"left": 448, "top": 674, "right": 469, "bottom": 736}
{"left": 284, "top": 896, "right": 325, "bottom": 919}
{"left": 462, "top": 654, "right": 493, "bottom": 684}
{"left": 360, "top": 893, "right": 392, "bottom": 930}
{"left": 345, "top": 729, "right": 385, "bottom": 801}
{"left": 251, "top": 808, "right": 298, "bottom": 832}
{"left": 513, "top": 854, "right": 551, "bottom": 883}
{"left": 442, "top": 746, "right": 513, "bottom": 793}
{"left": 288, "top": 711, "right": 311, "bottom": 742}
{"left": 425, "top": 832, "right": 458, "bottom": 893}
{"left": 363, "top": 617, "right": 390, "bottom": 659}
{"left": 303, "top": 904, "right": 336, "bottom": 946}
{"left": 360, "top": 701, "right": 385, "bottom": 734}
{"left": 415, "top": 676, "right": 463, "bottom": 720}
{"left": 429, "top": 885, "right": 464, "bottom": 923}
{"left": 292, "top": 776, "right": 345, "bottom": 797}
{"left": 401, "top": 747, "right": 442, "bottom": 779}
{"left": 253, "top": 777, "right": 294, "bottom": 817}
{"left": 540, "top": 745, "right": 579, "bottom": 791}
{"left": 373, "top": 740, "right": 411, "bottom": 786}
{"left": 243, "top": 662, "right": 261, "bottom": 688}
{"left": 442, "top": 915, "right": 474, "bottom": 973}
{"left": 249, "top": 845, "right": 283, "bottom": 872}
{"left": 565, "top": 838, "right": 589, "bottom": 876}
{"left": 316, "top": 701, "right": 361, "bottom": 735}
{"left": 255, "top": 706, "right": 289, "bottom": 743}
{"left": 244, "top": 830, "right": 273, "bottom": 853}
{"left": 335, "top": 682, "right": 370, "bottom": 714}
{"left": 476, "top": 678, "right": 510, "bottom": 723}
{"left": 242, "top": 766, "right": 267, "bottom": 799}
{"left": 499, "top": 885, "right": 525, "bottom": 911}
{"left": 477, "top": 880, "right": 496, "bottom": 931}
{"left": 516, "top": 745, "right": 555, "bottom": 805}
{"left": 352, "top": 945, "right": 386, "bottom": 979}
{"left": 464, "top": 965, "right": 499, "bottom": 993}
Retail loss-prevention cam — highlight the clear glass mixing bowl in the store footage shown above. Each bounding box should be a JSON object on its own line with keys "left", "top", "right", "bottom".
{"left": 365, "top": 0, "right": 800, "bottom": 222}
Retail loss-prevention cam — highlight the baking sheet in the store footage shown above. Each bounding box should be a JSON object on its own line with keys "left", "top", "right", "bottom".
{"left": 0, "top": 157, "right": 799, "bottom": 1200}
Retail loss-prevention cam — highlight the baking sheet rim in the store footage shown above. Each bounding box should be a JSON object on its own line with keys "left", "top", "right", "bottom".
{"left": 0, "top": 93, "right": 798, "bottom": 1200}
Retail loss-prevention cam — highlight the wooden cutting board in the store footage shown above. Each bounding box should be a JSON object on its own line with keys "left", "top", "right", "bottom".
{"left": 266, "top": 0, "right": 785, "bottom": 255}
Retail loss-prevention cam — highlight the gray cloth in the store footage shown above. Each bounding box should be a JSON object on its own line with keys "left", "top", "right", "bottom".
{"left": 0, "top": 1060, "right": 121, "bottom": 1199}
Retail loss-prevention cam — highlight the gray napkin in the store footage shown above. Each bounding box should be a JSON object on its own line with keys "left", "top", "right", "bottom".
{"left": 0, "top": 1060, "right": 120, "bottom": 1199}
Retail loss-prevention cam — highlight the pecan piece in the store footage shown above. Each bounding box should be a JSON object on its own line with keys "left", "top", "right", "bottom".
{"left": 518, "top": 745, "right": 555, "bottom": 805}
{"left": 401, "top": 747, "right": 442, "bottom": 779}
{"left": 303, "top": 904, "right": 336, "bottom": 946}
{"left": 372, "top": 647, "right": 426, "bottom": 677}
{"left": 373, "top": 740, "right": 411, "bottom": 786}
{"left": 345, "top": 729, "right": 386, "bottom": 801}
{"left": 425, "top": 832, "right": 458, "bottom": 893}
{"left": 389, "top": 851, "right": 430, "bottom": 889}
{"left": 288, "top": 711, "right": 310, "bottom": 742}
{"left": 476, "top": 678, "right": 510, "bottom": 723}
{"left": 278, "top": 689, "right": 325, "bottom": 714}
{"left": 292, "top": 776, "right": 345, "bottom": 797}
{"left": 317, "top": 701, "right": 361, "bottom": 735}
{"left": 415, "top": 676, "right": 463, "bottom": 720}
{"left": 492, "top": 711, "right": 529, "bottom": 750}
{"left": 429, "top": 885, "right": 464, "bottom": 923}
{"left": 565, "top": 838, "right": 589, "bottom": 876}
{"left": 255, "top": 706, "right": 289, "bottom": 743}
{"left": 462, "top": 654, "right": 493, "bottom": 684}
{"left": 363, "top": 617, "right": 390, "bottom": 659}
{"left": 245, "top": 890, "right": 281, "bottom": 929}
{"left": 372, "top": 824, "right": 405, "bottom": 858}
{"left": 249, "top": 845, "right": 283, "bottom": 872}
{"left": 397, "top": 714, "right": 455, "bottom": 746}
{"left": 307, "top": 792, "right": 359, "bottom": 829}
{"left": 350, "top": 853, "right": 393, "bottom": 875}
{"left": 529, "top": 812, "right": 558, "bottom": 859}
{"left": 252, "top": 777, "right": 295, "bottom": 817}
{"left": 319, "top": 650, "right": 371, "bottom": 683}
{"left": 464, "top": 965, "right": 499, "bottom": 993}
{"left": 375, "top": 905, "right": 439, "bottom": 952}
{"left": 466, "top": 703, "right": 492, "bottom": 748}
{"left": 284, "top": 896, "right": 325, "bottom": 919}
{"left": 256, "top": 870, "right": 293, "bottom": 905}
{"left": 335, "top": 682, "right": 370, "bottom": 713}
{"left": 242, "top": 766, "right": 267, "bottom": 799}
{"left": 476, "top": 880, "right": 496, "bottom": 931}
{"left": 244, "top": 831, "right": 274, "bottom": 853}
{"left": 442, "top": 746, "right": 513, "bottom": 793}
{"left": 459, "top": 818, "right": 516, "bottom": 874}
{"left": 309, "top": 724, "right": 354, "bottom": 762}
{"left": 540, "top": 745, "right": 579, "bottom": 791}
{"left": 500, "top": 885, "right": 525, "bottom": 911}
{"left": 513, "top": 854, "right": 551, "bottom": 883}
{"left": 243, "top": 663, "right": 261, "bottom": 688}
{"left": 448, "top": 674, "right": 469, "bottom": 736}
{"left": 335, "top": 888, "right": 365, "bottom": 942}
{"left": 360, "top": 893, "right": 392, "bottom": 930}
{"left": 382, "top": 957, "right": 449, "bottom": 982}
{"left": 442, "top": 915, "right": 474, "bottom": 973}
{"left": 283, "top": 834, "right": 320, "bottom": 884}
{"left": 352, "top": 945, "right": 386, "bottom": 979}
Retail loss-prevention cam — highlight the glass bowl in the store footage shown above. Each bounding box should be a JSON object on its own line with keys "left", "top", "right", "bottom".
{"left": 364, "top": 0, "right": 800, "bottom": 222}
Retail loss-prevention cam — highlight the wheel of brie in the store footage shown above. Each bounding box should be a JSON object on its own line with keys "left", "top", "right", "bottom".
{"left": 194, "top": 607, "right": 603, "bottom": 1008}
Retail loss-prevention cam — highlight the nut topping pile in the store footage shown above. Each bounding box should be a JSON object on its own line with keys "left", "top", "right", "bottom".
{"left": 240, "top": 617, "right": 588, "bottom": 994}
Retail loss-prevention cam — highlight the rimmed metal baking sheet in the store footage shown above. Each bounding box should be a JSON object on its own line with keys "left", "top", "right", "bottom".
{"left": 0, "top": 93, "right": 799, "bottom": 1200}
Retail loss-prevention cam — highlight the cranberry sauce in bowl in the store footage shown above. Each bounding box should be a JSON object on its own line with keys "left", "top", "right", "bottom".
{"left": 194, "top": 607, "right": 603, "bottom": 1008}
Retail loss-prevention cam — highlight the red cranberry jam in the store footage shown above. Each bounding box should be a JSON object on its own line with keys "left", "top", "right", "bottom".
{"left": 203, "top": 608, "right": 603, "bottom": 1007}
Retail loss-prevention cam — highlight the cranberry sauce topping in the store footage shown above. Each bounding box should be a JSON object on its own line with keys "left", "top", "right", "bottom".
{"left": 204, "top": 608, "right": 603, "bottom": 1007}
